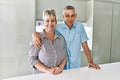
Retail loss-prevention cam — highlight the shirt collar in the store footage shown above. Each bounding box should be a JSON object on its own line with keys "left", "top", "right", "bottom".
{"left": 41, "top": 30, "right": 60, "bottom": 40}
{"left": 63, "top": 21, "right": 76, "bottom": 29}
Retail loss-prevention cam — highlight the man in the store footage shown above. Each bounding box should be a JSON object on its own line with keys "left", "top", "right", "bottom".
{"left": 33, "top": 5, "right": 100, "bottom": 69}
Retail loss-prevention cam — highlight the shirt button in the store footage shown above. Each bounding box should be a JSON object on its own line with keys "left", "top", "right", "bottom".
{"left": 55, "top": 55, "right": 57, "bottom": 58}
{"left": 54, "top": 50, "right": 56, "bottom": 53}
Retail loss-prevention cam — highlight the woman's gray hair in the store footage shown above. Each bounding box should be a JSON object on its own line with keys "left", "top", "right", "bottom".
{"left": 42, "top": 9, "right": 56, "bottom": 20}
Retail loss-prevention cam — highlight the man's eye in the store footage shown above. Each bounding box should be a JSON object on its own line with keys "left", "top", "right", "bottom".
{"left": 72, "top": 15, "right": 75, "bottom": 17}
{"left": 65, "top": 15, "right": 69, "bottom": 17}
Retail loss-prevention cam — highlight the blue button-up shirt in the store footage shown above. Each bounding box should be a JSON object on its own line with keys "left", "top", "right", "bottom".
{"left": 56, "top": 21, "right": 88, "bottom": 69}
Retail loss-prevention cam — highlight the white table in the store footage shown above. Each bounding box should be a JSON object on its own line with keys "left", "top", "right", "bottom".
{"left": 3, "top": 62, "right": 120, "bottom": 80}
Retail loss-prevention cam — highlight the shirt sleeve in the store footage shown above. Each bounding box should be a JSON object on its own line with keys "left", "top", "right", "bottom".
{"left": 61, "top": 35, "right": 69, "bottom": 70}
{"left": 63, "top": 38, "right": 67, "bottom": 59}
{"left": 80, "top": 24, "right": 89, "bottom": 43}
{"left": 28, "top": 42, "right": 40, "bottom": 69}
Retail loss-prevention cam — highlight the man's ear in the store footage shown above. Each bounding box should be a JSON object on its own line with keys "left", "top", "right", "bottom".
{"left": 75, "top": 13, "right": 77, "bottom": 18}
{"left": 62, "top": 15, "right": 64, "bottom": 19}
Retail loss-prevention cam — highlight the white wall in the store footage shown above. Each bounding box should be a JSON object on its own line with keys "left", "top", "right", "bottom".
{"left": 86, "top": 0, "right": 94, "bottom": 27}
{"left": 0, "top": 0, "right": 35, "bottom": 79}
{"left": 80, "top": 0, "right": 94, "bottom": 67}
{"left": 36, "top": 0, "right": 87, "bottom": 22}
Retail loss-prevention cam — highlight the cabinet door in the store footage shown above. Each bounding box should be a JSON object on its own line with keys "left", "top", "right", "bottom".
{"left": 111, "top": 3, "right": 120, "bottom": 62}
{"left": 93, "top": 1, "right": 113, "bottom": 64}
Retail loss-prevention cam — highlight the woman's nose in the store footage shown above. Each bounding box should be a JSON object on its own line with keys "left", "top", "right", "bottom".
{"left": 48, "top": 22, "right": 52, "bottom": 26}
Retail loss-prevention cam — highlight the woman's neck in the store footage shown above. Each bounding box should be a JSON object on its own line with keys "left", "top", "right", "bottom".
{"left": 45, "top": 31, "right": 55, "bottom": 44}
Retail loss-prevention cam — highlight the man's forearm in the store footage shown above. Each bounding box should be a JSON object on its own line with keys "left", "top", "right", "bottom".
{"left": 32, "top": 32, "right": 40, "bottom": 39}
{"left": 82, "top": 42, "right": 93, "bottom": 63}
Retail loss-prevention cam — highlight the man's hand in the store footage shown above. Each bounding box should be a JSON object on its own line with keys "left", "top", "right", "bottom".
{"left": 32, "top": 32, "right": 42, "bottom": 48}
{"left": 88, "top": 62, "right": 100, "bottom": 69}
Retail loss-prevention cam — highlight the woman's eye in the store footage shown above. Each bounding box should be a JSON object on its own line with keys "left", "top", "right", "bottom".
{"left": 51, "top": 20, "right": 55, "bottom": 22}
{"left": 45, "top": 20, "right": 49, "bottom": 22}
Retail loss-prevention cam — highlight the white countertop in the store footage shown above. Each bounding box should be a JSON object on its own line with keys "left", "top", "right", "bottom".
{"left": 3, "top": 62, "right": 120, "bottom": 80}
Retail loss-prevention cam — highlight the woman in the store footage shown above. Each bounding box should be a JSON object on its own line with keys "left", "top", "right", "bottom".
{"left": 29, "top": 9, "right": 66, "bottom": 75}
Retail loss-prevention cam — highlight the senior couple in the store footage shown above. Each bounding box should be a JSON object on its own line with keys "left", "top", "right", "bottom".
{"left": 29, "top": 5, "right": 100, "bottom": 75}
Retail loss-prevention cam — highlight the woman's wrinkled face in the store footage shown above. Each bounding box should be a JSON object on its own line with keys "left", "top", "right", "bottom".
{"left": 43, "top": 15, "right": 57, "bottom": 32}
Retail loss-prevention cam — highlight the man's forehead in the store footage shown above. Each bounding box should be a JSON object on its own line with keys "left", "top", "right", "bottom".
{"left": 64, "top": 11, "right": 76, "bottom": 15}
{"left": 64, "top": 9, "right": 75, "bottom": 13}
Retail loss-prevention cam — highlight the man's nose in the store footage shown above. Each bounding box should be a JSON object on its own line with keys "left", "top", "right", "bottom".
{"left": 69, "top": 17, "right": 72, "bottom": 21}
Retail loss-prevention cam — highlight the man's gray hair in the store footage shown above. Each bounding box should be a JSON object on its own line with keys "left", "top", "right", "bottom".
{"left": 64, "top": 5, "right": 75, "bottom": 10}
{"left": 63, "top": 5, "right": 76, "bottom": 14}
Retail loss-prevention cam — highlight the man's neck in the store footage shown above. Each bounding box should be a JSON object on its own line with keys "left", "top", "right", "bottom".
{"left": 65, "top": 22, "right": 73, "bottom": 29}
